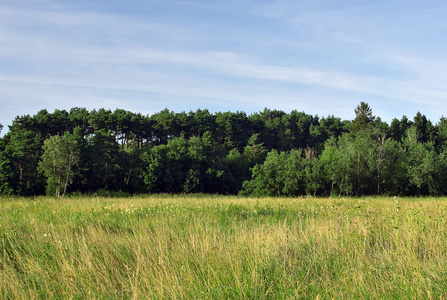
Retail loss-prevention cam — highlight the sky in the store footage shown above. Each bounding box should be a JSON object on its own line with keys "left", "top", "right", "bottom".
{"left": 1, "top": 0, "right": 447, "bottom": 133}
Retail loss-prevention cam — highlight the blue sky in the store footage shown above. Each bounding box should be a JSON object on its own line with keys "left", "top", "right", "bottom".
{"left": 1, "top": 0, "right": 447, "bottom": 133}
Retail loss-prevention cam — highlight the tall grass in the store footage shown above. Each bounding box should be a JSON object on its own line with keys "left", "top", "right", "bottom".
{"left": 1, "top": 195, "right": 447, "bottom": 299}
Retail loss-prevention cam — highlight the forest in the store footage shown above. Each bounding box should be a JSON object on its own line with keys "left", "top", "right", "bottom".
{"left": 1, "top": 102, "right": 446, "bottom": 197}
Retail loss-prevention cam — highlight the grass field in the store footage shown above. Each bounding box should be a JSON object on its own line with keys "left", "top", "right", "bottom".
{"left": 1, "top": 195, "right": 447, "bottom": 299}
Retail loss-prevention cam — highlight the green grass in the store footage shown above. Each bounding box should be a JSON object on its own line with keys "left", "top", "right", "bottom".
{"left": 1, "top": 195, "right": 447, "bottom": 299}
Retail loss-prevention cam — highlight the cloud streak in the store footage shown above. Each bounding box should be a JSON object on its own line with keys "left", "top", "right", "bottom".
{"left": 1, "top": 0, "right": 447, "bottom": 130}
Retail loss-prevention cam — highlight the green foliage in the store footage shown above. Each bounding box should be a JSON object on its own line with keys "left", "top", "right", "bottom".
{"left": 244, "top": 133, "right": 267, "bottom": 166}
{"left": 141, "top": 135, "right": 189, "bottom": 193}
{"left": 413, "top": 112, "right": 436, "bottom": 143}
{"left": 0, "top": 135, "right": 14, "bottom": 195}
{"left": 436, "top": 117, "right": 447, "bottom": 153}
{"left": 4, "top": 126, "right": 45, "bottom": 195}
{"left": 242, "top": 149, "right": 310, "bottom": 196}
{"left": 215, "top": 111, "right": 251, "bottom": 150}
{"left": 351, "top": 101, "right": 375, "bottom": 132}
{"left": 320, "top": 127, "right": 404, "bottom": 196}
{"left": 141, "top": 132, "right": 239, "bottom": 194}
{"left": 303, "top": 147, "right": 325, "bottom": 196}
{"left": 38, "top": 130, "right": 81, "bottom": 197}
{"left": 223, "top": 148, "right": 250, "bottom": 194}
{"left": 241, "top": 150, "right": 284, "bottom": 196}
{"left": 3, "top": 104, "right": 447, "bottom": 197}
{"left": 402, "top": 127, "right": 444, "bottom": 195}
{"left": 309, "top": 115, "right": 348, "bottom": 152}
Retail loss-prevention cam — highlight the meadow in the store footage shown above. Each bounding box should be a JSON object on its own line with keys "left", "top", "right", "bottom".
{"left": 1, "top": 195, "right": 447, "bottom": 299}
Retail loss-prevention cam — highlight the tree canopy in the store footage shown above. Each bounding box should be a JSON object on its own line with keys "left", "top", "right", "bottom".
{"left": 1, "top": 103, "right": 447, "bottom": 197}
{"left": 38, "top": 129, "right": 81, "bottom": 197}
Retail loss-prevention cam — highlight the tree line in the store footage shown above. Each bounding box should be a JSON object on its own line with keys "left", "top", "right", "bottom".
{"left": 1, "top": 103, "right": 446, "bottom": 197}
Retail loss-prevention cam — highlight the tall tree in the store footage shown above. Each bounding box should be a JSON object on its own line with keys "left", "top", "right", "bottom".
{"left": 436, "top": 117, "right": 447, "bottom": 154}
{"left": 215, "top": 111, "right": 250, "bottom": 150}
{"left": 351, "top": 102, "right": 375, "bottom": 132}
{"left": 224, "top": 148, "right": 250, "bottom": 194}
{"left": 413, "top": 112, "right": 436, "bottom": 143}
{"left": 151, "top": 109, "right": 176, "bottom": 145}
{"left": 89, "top": 108, "right": 113, "bottom": 132}
{"left": 303, "top": 146, "right": 325, "bottom": 196}
{"left": 38, "top": 129, "right": 81, "bottom": 197}
{"left": 389, "top": 116, "right": 412, "bottom": 142}
{"left": 320, "top": 137, "right": 344, "bottom": 196}
{"left": 241, "top": 150, "right": 285, "bottom": 196}
{"left": 141, "top": 135, "right": 190, "bottom": 193}
{"left": 309, "top": 115, "right": 348, "bottom": 153}
{"left": 257, "top": 108, "right": 286, "bottom": 150}
{"left": 69, "top": 107, "right": 91, "bottom": 135}
{"left": 192, "top": 109, "right": 216, "bottom": 137}
{"left": 241, "top": 149, "right": 308, "bottom": 197}
{"left": 402, "top": 126, "right": 440, "bottom": 195}
{"left": 0, "top": 133, "right": 14, "bottom": 195}
{"left": 83, "top": 128, "right": 123, "bottom": 192}
{"left": 5, "top": 127, "right": 45, "bottom": 195}
{"left": 244, "top": 133, "right": 267, "bottom": 167}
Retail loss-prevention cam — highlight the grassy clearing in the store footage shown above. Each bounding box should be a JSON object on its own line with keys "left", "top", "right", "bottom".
{"left": 1, "top": 195, "right": 447, "bottom": 299}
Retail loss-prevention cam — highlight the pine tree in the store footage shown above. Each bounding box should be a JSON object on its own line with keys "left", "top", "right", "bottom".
{"left": 351, "top": 102, "right": 375, "bottom": 132}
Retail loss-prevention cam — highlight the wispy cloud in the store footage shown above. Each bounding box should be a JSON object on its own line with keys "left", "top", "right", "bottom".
{"left": 1, "top": 0, "right": 447, "bottom": 129}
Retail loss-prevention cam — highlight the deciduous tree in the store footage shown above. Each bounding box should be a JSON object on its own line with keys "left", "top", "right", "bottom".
{"left": 38, "top": 129, "right": 81, "bottom": 197}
